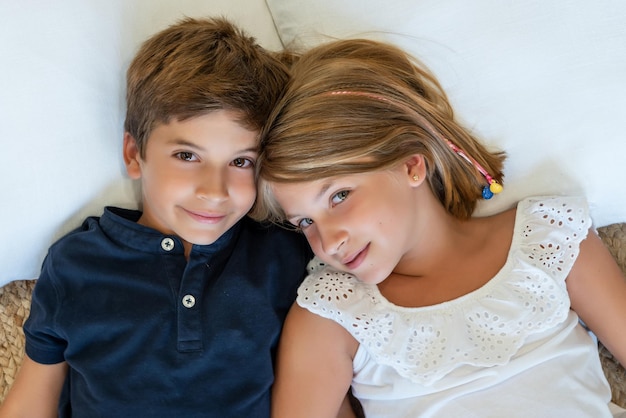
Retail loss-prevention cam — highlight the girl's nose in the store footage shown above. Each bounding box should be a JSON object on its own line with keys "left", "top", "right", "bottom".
{"left": 318, "top": 222, "right": 348, "bottom": 256}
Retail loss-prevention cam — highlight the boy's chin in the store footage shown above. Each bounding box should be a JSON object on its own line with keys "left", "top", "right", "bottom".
{"left": 186, "top": 233, "right": 226, "bottom": 247}
{"left": 184, "top": 223, "right": 240, "bottom": 247}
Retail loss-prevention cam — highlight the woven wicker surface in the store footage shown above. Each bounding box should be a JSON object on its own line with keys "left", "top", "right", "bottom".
{"left": 1, "top": 224, "right": 625, "bottom": 406}
{"left": 597, "top": 223, "right": 626, "bottom": 408}
{"left": 0, "top": 279, "right": 35, "bottom": 401}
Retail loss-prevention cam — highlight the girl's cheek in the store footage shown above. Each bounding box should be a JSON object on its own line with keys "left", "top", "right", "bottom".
{"left": 306, "top": 234, "right": 324, "bottom": 256}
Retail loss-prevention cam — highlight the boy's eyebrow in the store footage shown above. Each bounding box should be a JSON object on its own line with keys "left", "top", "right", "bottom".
{"left": 240, "top": 146, "right": 260, "bottom": 154}
{"left": 167, "top": 138, "right": 204, "bottom": 151}
{"left": 167, "top": 138, "right": 259, "bottom": 154}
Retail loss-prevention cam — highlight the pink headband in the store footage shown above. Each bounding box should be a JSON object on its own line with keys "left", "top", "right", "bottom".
{"left": 327, "top": 90, "right": 503, "bottom": 199}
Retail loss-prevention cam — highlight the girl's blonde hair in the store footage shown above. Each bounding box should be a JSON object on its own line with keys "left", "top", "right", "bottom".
{"left": 251, "top": 39, "right": 505, "bottom": 222}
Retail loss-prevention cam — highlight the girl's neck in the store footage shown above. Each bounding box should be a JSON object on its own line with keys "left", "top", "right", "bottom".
{"left": 380, "top": 204, "right": 516, "bottom": 307}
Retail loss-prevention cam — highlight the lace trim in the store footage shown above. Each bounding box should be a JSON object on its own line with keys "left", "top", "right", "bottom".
{"left": 298, "top": 196, "right": 591, "bottom": 385}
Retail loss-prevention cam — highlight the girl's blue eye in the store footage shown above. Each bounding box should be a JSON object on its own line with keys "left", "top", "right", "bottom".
{"left": 232, "top": 157, "right": 254, "bottom": 168}
{"left": 297, "top": 218, "right": 314, "bottom": 229}
{"left": 331, "top": 190, "right": 349, "bottom": 205}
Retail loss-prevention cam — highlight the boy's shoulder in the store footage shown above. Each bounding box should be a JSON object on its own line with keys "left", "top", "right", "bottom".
{"left": 48, "top": 206, "right": 139, "bottom": 251}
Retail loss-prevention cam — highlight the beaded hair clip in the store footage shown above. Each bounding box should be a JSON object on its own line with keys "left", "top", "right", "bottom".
{"left": 328, "top": 90, "right": 503, "bottom": 199}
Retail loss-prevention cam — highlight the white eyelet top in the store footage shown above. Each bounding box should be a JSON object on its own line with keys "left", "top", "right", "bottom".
{"left": 298, "top": 196, "right": 616, "bottom": 417}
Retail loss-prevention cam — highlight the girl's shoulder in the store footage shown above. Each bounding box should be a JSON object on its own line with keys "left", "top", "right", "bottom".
{"left": 513, "top": 195, "right": 591, "bottom": 242}
{"left": 515, "top": 195, "right": 589, "bottom": 217}
{"left": 297, "top": 258, "right": 379, "bottom": 328}
{"left": 299, "top": 258, "right": 367, "bottom": 311}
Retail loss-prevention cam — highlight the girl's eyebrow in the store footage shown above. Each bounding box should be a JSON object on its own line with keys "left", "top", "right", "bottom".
{"left": 315, "top": 181, "right": 333, "bottom": 201}
{"left": 285, "top": 180, "right": 334, "bottom": 219}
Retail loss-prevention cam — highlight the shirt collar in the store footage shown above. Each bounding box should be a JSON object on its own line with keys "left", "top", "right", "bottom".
{"left": 100, "top": 206, "right": 241, "bottom": 256}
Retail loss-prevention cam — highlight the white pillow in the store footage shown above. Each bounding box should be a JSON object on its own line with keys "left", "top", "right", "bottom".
{"left": 267, "top": 0, "right": 626, "bottom": 225}
{"left": 0, "top": 0, "right": 282, "bottom": 285}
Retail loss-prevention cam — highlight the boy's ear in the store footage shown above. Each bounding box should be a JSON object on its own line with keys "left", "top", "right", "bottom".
{"left": 123, "top": 132, "right": 142, "bottom": 180}
{"left": 405, "top": 154, "right": 427, "bottom": 186}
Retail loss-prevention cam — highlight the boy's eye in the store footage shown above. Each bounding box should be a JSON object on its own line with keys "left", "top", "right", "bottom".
{"left": 175, "top": 152, "right": 197, "bottom": 162}
{"left": 331, "top": 190, "right": 350, "bottom": 205}
{"left": 296, "top": 218, "right": 314, "bottom": 229}
{"left": 232, "top": 157, "right": 254, "bottom": 168}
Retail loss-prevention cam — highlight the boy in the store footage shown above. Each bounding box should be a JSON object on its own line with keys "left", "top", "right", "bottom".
{"left": 0, "top": 17, "right": 311, "bottom": 417}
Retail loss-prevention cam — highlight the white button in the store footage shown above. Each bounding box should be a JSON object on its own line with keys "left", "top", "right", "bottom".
{"left": 161, "top": 237, "right": 175, "bottom": 251}
{"left": 182, "top": 294, "right": 196, "bottom": 308}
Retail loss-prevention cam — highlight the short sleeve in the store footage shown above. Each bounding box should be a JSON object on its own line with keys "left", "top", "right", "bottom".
{"left": 23, "top": 253, "right": 67, "bottom": 364}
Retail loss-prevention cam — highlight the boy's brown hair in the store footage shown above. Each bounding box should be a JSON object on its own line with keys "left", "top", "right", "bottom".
{"left": 124, "top": 17, "right": 289, "bottom": 156}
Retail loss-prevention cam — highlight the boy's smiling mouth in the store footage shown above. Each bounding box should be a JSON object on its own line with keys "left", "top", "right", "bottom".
{"left": 184, "top": 208, "right": 227, "bottom": 224}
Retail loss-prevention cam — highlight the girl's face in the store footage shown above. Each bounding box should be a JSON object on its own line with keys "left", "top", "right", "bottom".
{"left": 272, "top": 162, "right": 423, "bottom": 285}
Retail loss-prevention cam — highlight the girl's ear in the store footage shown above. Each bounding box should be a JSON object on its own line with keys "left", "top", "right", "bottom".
{"left": 405, "top": 154, "right": 427, "bottom": 186}
{"left": 123, "top": 132, "right": 142, "bottom": 180}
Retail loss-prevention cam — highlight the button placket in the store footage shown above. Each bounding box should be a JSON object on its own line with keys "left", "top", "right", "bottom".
{"left": 175, "top": 252, "right": 209, "bottom": 353}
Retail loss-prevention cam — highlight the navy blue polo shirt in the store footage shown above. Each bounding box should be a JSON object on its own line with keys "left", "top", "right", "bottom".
{"left": 24, "top": 207, "right": 312, "bottom": 418}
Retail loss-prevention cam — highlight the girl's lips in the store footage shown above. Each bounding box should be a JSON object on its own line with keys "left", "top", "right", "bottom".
{"left": 185, "top": 209, "right": 226, "bottom": 224}
{"left": 343, "top": 244, "right": 369, "bottom": 270}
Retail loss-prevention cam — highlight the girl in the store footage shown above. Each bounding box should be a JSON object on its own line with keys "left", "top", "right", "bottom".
{"left": 251, "top": 38, "right": 626, "bottom": 417}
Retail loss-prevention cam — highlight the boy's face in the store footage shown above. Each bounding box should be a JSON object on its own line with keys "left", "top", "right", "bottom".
{"left": 124, "top": 110, "right": 258, "bottom": 254}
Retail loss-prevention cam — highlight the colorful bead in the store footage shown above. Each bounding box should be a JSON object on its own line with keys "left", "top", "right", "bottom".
{"left": 489, "top": 180, "right": 503, "bottom": 194}
{"left": 482, "top": 186, "right": 494, "bottom": 199}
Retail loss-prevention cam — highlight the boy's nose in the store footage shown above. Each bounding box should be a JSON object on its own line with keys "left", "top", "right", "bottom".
{"left": 196, "top": 169, "right": 228, "bottom": 202}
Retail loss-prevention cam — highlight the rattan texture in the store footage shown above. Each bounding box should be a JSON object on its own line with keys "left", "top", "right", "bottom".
{"left": 0, "top": 279, "right": 35, "bottom": 401}
{"left": 597, "top": 223, "right": 626, "bottom": 408}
